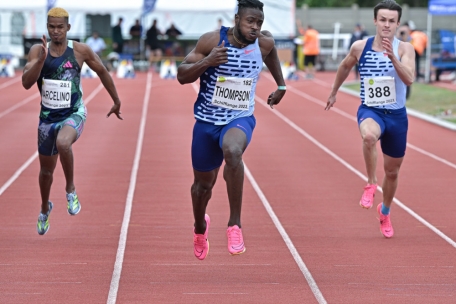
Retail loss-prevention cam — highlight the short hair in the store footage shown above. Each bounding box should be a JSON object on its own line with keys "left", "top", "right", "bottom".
{"left": 47, "top": 7, "right": 69, "bottom": 20}
{"left": 237, "top": 0, "right": 264, "bottom": 16}
{"left": 374, "top": 0, "right": 402, "bottom": 22}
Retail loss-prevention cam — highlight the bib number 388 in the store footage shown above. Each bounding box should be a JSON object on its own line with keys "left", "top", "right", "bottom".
{"left": 363, "top": 76, "right": 396, "bottom": 107}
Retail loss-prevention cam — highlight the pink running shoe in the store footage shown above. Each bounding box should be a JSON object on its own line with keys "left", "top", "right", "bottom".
{"left": 193, "top": 214, "right": 210, "bottom": 260}
{"left": 226, "top": 225, "right": 246, "bottom": 255}
{"left": 377, "top": 203, "right": 394, "bottom": 238}
{"left": 359, "top": 183, "right": 377, "bottom": 209}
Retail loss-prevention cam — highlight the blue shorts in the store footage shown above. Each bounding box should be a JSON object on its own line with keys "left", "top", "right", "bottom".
{"left": 38, "top": 107, "right": 86, "bottom": 156}
{"left": 191, "top": 115, "right": 256, "bottom": 172}
{"left": 357, "top": 105, "right": 408, "bottom": 158}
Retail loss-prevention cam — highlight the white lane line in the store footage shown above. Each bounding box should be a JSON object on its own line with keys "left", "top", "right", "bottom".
{"left": 190, "top": 82, "right": 327, "bottom": 304}
{"left": 255, "top": 94, "right": 456, "bottom": 249}
{"left": 0, "top": 76, "right": 21, "bottom": 90}
{"left": 244, "top": 164, "right": 327, "bottom": 304}
{"left": 0, "top": 93, "right": 40, "bottom": 119}
{"left": 0, "top": 84, "right": 103, "bottom": 197}
{"left": 264, "top": 72, "right": 456, "bottom": 171}
{"left": 107, "top": 72, "right": 152, "bottom": 304}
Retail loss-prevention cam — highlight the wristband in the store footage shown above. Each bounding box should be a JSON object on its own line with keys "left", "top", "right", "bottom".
{"left": 278, "top": 86, "right": 287, "bottom": 90}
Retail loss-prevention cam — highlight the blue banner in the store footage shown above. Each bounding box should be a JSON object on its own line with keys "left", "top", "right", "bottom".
{"left": 47, "top": 0, "right": 57, "bottom": 12}
{"left": 429, "top": 0, "right": 456, "bottom": 15}
{"left": 143, "top": 0, "right": 157, "bottom": 16}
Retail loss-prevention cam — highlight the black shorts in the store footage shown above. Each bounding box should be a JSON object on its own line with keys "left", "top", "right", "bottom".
{"left": 148, "top": 42, "right": 162, "bottom": 51}
{"left": 304, "top": 55, "right": 317, "bottom": 67}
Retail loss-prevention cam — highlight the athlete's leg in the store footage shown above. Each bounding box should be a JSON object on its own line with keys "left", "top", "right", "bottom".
{"left": 38, "top": 154, "right": 59, "bottom": 213}
{"left": 222, "top": 128, "right": 248, "bottom": 228}
{"left": 359, "top": 118, "right": 381, "bottom": 184}
{"left": 192, "top": 168, "right": 219, "bottom": 234}
{"left": 381, "top": 154, "right": 404, "bottom": 208}
{"left": 56, "top": 125, "right": 78, "bottom": 194}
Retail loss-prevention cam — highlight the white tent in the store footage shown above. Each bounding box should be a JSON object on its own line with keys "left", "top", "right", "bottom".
{"left": 0, "top": 0, "right": 295, "bottom": 56}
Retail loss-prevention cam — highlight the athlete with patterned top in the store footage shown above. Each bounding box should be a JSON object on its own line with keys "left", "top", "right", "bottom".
{"left": 325, "top": 0, "right": 415, "bottom": 238}
{"left": 22, "top": 7, "right": 123, "bottom": 235}
{"left": 177, "top": 0, "right": 286, "bottom": 260}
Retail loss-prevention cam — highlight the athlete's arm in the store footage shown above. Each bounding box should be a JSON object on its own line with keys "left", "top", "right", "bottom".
{"left": 177, "top": 32, "right": 228, "bottom": 84}
{"left": 387, "top": 40, "right": 415, "bottom": 86}
{"left": 22, "top": 35, "right": 48, "bottom": 90}
{"left": 325, "top": 41, "right": 361, "bottom": 110}
{"left": 260, "top": 31, "right": 285, "bottom": 108}
{"left": 76, "top": 42, "right": 123, "bottom": 120}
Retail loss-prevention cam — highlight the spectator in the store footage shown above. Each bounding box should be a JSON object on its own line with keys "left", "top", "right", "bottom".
{"left": 215, "top": 18, "right": 223, "bottom": 30}
{"left": 297, "top": 22, "right": 320, "bottom": 79}
{"left": 112, "top": 17, "right": 124, "bottom": 54}
{"left": 146, "top": 19, "right": 163, "bottom": 71}
{"left": 85, "top": 31, "right": 106, "bottom": 57}
{"left": 408, "top": 20, "right": 427, "bottom": 81}
{"left": 165, "top": 23, "right": 183, "bottom": 56}
{"left": 350, "top": 23, "right": 369, "bottom": 80}
{"left": 129, "top": 19, "right": 143, "bottom": 39}
{"left": 165, "top": 23, "right": 182, "bottom": 40}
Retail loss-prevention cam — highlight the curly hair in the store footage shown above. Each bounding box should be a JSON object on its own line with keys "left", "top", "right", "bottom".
{"left": 237, "top": 0, "right": 264, "bottom": 15}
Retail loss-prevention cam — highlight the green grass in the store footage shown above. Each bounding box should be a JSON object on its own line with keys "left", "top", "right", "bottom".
{"left": 343, "top": 82, "right": 456, "bottom": 122}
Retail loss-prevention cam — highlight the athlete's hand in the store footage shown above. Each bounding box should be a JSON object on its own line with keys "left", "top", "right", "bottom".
{"left": 325, "top": 94, "right": 336, "bottom": 110}
{"left": 267, "top": 89, "right": 285, "bottom": 109}
{"left": 107, "top": 103, "right": 123, "bottom": 120}
{"left": 38, "top": 34, "right": 48, "bottom": 62}
{"left": 205, "top": 40, "right": 228, "bottom": 66}
{"left": 382, "top": 38, "right": 393, "bottom": 59}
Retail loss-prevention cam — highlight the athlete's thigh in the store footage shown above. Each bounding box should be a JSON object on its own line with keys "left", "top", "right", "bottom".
{"left": 38, "top": 153, "right": 59, "bottom": 172}
{"left": 383, "top": 153, "right": 404, "bottom": 174}
{"left": 191, "top": 120, "right": 224, "bottom": 172}
{"left": 193, "top": 167, "right": 220, "bottom": 189}
{"left": 220, "top": 115, "right": 256, "bottom": 152}
{"left": 357, "top": 106, "right": 384, "bottom": 139}
{"left": 380, "top": 110, "right": 408, "bottom": 158}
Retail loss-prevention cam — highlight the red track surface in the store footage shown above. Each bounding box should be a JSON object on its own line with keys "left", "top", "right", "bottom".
{"left": 0, "top": 71, "right": 455, "bottom": 303}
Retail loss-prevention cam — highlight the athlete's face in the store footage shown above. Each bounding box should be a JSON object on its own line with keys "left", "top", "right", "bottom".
{"left": 374, "top": 9, "right": 400, "bottom": 39}
{"left": 47, "top": 17, "right": 70, "bottom": 44}
{"left": 235, "top": 8, "right": 264, "bottom": 43}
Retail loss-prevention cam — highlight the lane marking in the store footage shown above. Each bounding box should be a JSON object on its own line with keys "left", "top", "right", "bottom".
{"left": 263, "top": 73, "right": 456, "bottom": 170}
{"left": 190, "top": 83, "right": 327, "bottom": 304}
{"left": 107, "top": 72, "right": 153, "bottom": 304}
{"left": 0, "top": 93, "right": 40, "bottom": 119}
{"left": 244, "top": 164, "right": 327, "bottom": 304}
{"left": 255, "top": 94, "right": 456, "bottom": 249}
{"left": 0, "top": 76, "right": 21, "bottom": 90}
{"left": 0, "top": 84, "right": 104, "bottom": 197}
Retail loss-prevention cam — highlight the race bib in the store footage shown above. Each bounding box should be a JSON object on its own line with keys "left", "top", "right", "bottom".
{"left": 41, "top": 79, "right": 72, "bottom": 109}
{"left": 363, "top": 76, "right": 396, "bottom": 107}
{"left": 211, "top": 77, "right": 253, "bottom": 111}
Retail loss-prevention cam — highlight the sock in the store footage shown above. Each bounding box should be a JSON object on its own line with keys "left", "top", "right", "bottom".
{"left": 381, "top": 203, "right": 390, "bottom": 215}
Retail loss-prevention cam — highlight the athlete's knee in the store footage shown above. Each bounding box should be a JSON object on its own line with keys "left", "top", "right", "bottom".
{"left": 55, "top": 138, "right": 73, "bottom": 154}
{"left": 191, "top": 180, "right": 214, "bottom": 198}
{"left": 384, "top": 166, "right": 400, "bottom": 181}
{"left": 362, "top": 132, "right": 378, "bottom": 148}
{"left": 39, "top": 168, "right": 54, "bottom": 180}
{"left": 223, "top": 144, "right": 243, "bottom": 167}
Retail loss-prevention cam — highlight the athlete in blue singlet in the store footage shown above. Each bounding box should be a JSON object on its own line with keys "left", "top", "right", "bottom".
{"left": 177, "top": 0, "right": 286, "bottom": 260}
{"left": 22, "top": 7, "right": 123, "bottom": 235}
{"left": 325, "top": 0, "right": 415, "bottom": 238}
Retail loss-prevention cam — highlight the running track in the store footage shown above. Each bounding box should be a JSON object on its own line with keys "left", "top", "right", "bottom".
{"left": 0, "top": 70, "right": 455, "bottom": 303}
